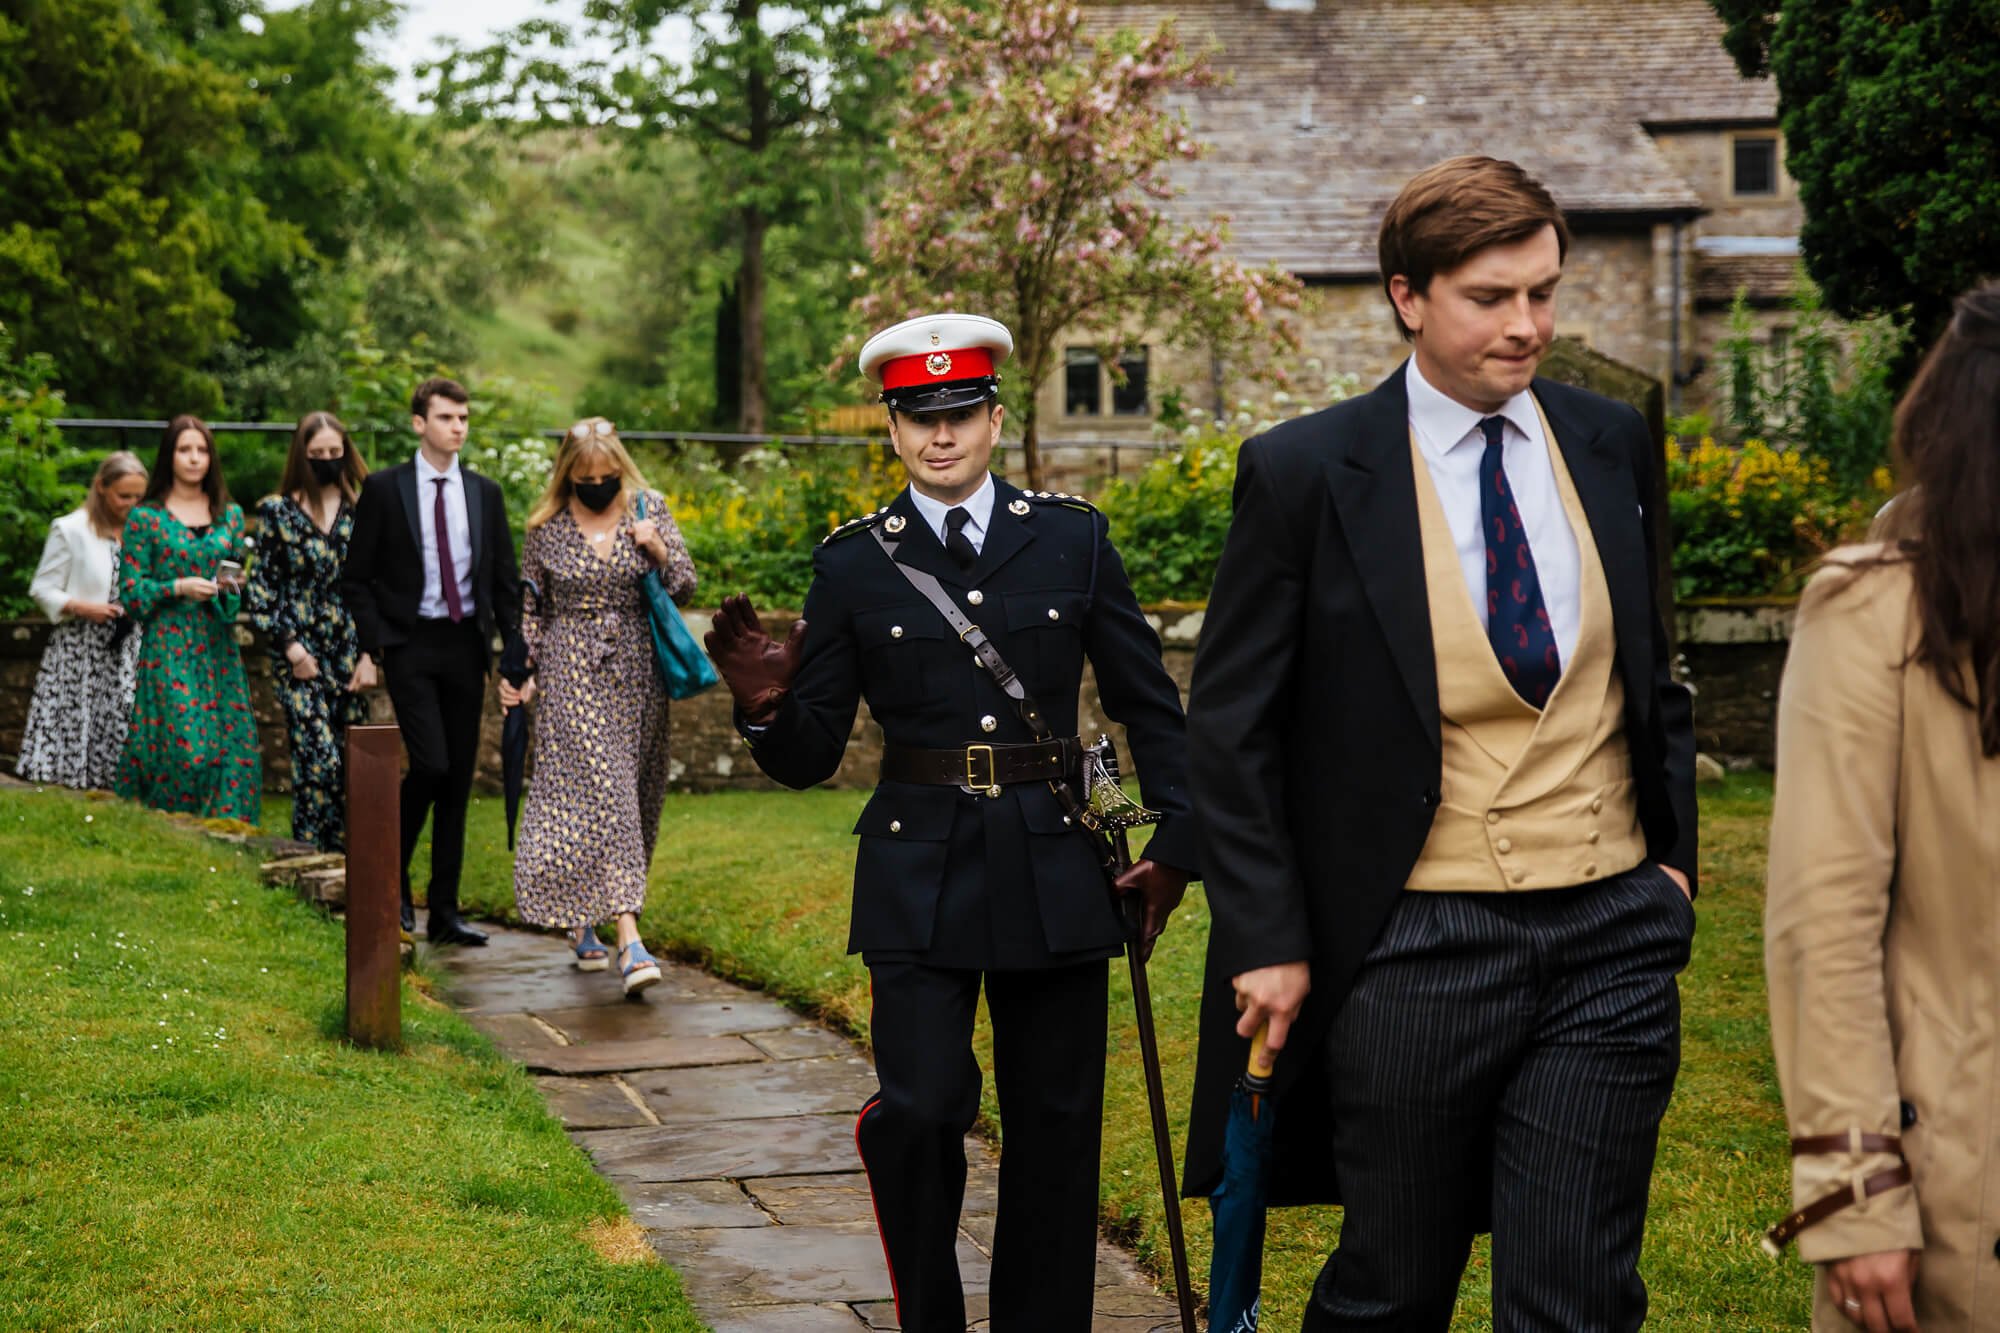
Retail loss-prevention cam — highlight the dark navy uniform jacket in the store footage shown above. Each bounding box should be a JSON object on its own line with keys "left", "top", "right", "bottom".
{"left": 741, "top": 476, "right": 1198, "bottom": 970}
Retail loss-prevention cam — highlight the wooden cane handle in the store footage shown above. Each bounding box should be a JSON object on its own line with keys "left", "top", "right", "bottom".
{"left": 1248, "top": 1023, "right": 1275, "bottom": 1080}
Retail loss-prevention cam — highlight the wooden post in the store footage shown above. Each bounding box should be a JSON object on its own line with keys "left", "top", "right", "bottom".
{"left": 345, "top": 724, "right": 403, "bottom": 1051}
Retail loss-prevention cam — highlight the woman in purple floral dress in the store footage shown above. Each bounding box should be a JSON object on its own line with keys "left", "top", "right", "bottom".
{"left": 502, "top": 419, "right": 696, "bottom": 994}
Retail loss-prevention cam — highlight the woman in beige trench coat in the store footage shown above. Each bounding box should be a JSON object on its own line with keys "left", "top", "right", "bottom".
{"left": 1766, "top": 281, "right": 2000, "bottom": 1333}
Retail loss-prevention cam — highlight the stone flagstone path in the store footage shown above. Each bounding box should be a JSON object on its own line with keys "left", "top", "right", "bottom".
{"left": 433, "top": 919, "right": 1186, "bottom": 1332}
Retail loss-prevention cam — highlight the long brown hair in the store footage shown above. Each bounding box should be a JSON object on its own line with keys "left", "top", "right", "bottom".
{"left": 83, "top": 451, "right": 148, "bottom": 538}
{"left": 142, "top": 414, "right": 231, "bottom": 512}
{"left": 1876, "top": 281, "right": 2000, "bottom": 755}
{"left": 279, "top": 411, "right": 368, "bottom": 528}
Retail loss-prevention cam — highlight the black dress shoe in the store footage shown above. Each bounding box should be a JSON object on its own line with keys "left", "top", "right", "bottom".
{"left": 428, "top": 918, "right": 488, "bottom": 947}
{"left": 400, "top": 900, "right": 416, "bottom": 933}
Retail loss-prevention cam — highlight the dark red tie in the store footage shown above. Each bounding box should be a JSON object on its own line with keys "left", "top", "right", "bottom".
{"left": 1479, "top": 415, "right": 1559, "bottom": 706}
{"left": 433, "top": 477, "right": 464, "bottom": 623}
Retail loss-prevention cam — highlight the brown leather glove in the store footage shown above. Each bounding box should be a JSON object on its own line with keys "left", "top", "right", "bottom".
{"left": 703, "top": 594, "right": 807, "bottom": 725}
{"left": 1112, "top": 858, "right": 1189, "bottom": 963}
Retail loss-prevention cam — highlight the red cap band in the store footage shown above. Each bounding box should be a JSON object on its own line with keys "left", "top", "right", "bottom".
{"left": 880, "top": 347, "right": 995, "bottom": 390}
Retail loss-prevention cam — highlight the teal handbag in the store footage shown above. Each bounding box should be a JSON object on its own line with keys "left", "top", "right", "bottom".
{"left": 632, "top": 493, "right": 719, "bottom": 700}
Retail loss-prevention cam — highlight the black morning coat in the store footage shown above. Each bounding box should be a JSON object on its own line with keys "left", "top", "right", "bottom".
{"left": 341, "top": 459, "right": 521, "bottom": 665}
{"left": 1180, "top": 364, "right": 1699, "bottom": 1204}
{"left": 740, "top": 476, "right": 1199, "bottom": 969}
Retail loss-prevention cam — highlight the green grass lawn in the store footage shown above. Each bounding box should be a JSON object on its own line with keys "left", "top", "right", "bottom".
{"left": 0, "top": 788, "right": 704, "bottom": 1332}
{"left": 352, "top": 771, "right": 1812, "bottom": 1328}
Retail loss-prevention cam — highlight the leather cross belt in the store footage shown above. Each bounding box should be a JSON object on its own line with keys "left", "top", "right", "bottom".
{"left": 881, "top": 738, "right": 1081, "bottom": 791}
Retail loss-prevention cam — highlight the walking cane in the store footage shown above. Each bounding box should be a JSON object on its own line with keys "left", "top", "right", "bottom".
{"left": 1090, "top": 740, "right": 1200, "bottom": 1333}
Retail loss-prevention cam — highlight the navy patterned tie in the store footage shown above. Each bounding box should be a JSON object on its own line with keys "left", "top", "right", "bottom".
{"left": 1479, "top": 415, "right": 1560, "bottom": 707}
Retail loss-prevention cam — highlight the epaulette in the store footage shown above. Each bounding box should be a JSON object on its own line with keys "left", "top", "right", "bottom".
{"left": 1016, "top": 490, "right": 1096, "bottom": 513}
{"left": 820, "top": 507, "right": 894, "bottom": 545}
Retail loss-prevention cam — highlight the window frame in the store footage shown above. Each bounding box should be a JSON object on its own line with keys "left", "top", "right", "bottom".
{"left": 1726, "top": 130, "right": 1784, "bottom": 201}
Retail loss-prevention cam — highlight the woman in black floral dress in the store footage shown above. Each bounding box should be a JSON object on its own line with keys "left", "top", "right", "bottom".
{"left": 246, "top": 412, "right": 374, "bottom": 850}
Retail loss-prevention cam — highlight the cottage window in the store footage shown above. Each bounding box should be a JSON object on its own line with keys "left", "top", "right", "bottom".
{"left": 1111, "top": 349, "right": 1151, "bottom": 416}
{"left": 1733, "top": 135, "right": 1779, "bottom": 197}
{"left": 1065, "top": 348, "right": 1101, "bottom": 416}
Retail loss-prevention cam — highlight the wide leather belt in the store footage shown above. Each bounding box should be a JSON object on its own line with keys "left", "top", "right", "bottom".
{"left": 881, "top": 738, "right": 1081, "bottom": 792}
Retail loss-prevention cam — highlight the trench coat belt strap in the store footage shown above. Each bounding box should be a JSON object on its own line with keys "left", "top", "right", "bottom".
{"left": 1789, "top": 1131, "right": 1903, "bottom": 1156}
{"left": 881, "top": 738, "right": 1083, "bottom": 789}
{"left": 1761, "top": 1163, "right": 1913, "bottom": 1257}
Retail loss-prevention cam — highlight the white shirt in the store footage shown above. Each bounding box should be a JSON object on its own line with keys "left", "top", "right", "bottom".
{"left": 1405, "top": 356, "right": 1582, "bottom": 664}
{"left": 907, "top": 474, "right": 996, "bottom": 555}
{"left": 415, "top": 451, "right": 476, "bottom": 619}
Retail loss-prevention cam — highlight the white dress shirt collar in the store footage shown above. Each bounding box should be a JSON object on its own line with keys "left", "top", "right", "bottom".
{"left": 415, "top": 449, "right": 463, "bottom": 487}
{"left": 906, "top": 473, "right": 997, "bottom": 552}
{"left": 1406, "top": 355, "right": 1539, "bottom": 460}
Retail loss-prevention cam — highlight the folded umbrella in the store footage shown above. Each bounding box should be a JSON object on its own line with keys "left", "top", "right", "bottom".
{"left": 499, "top": 581, "right": 537, "bottom": 851}
{"left": 1206, "top": 1025, "right": 1276, "bottom": 1333}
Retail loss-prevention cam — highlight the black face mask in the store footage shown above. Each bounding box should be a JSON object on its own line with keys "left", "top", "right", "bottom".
{"left": 574, "top": 477, "right": 622, "bottom": 512}
{"left": 308, "top": 457, "right": 345, "bottom": 486}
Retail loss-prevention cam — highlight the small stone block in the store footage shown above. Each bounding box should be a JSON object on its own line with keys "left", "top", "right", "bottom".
{"left": 463, "top": 1011, "right": 560, "bottom": 1061}
{"left": 524, "top": 1035, "right": 765, "bottom": 1076}
{"left": 745, "top": 1027, "right": 852, "bottom": 1061}
{"left": 629, "top": 1056, "right": 877, "bottom": 1124}
{"left": 535, "top": 1075, "right": 655, "bottom": 1130}
{"left": 622, "top": 1179, "right": 772, "bottom": 1230}
{"left": 704, "top": 1305, "right": 868, "bottom": 1332}
{"left": 576, "top": 1114, "right": 860, "bottom": 1183}
{"left": 297, "top": 867, "right": 346, "bottom": 906}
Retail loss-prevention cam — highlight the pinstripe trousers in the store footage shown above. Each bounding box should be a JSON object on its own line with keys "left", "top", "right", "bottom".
{"left": 1301, "top": 862, "right": 1695, "bottom": 1333}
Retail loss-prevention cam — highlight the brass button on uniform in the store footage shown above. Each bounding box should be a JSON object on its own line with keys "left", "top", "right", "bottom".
{"left": 1496, "top": 837, "right": 1513, "bottom": 854}
{"left": 967, "top": 590, "right": 984, "bottom": 606}
{"left": 1047, "top": 608, "right": 1060, "bottom": 621}
{"left": 980, "top": 715, "right": 997, "bottom": 733}
{"left": 890, "top": 625, "right": 904, "bottom": 639}
{"left": 889, "top": 820, "right": 902, "bottom": 833}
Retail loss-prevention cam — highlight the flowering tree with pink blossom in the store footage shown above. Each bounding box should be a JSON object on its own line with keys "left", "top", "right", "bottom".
{"left": 855, "top": 0, "right": 1302, "bottom": 490}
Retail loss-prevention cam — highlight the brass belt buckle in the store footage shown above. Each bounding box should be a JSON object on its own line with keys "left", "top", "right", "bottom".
{"left": 961, "top": 744, "right": 1001, "bottom": 798}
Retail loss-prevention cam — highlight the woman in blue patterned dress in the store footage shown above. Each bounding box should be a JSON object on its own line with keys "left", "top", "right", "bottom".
{"left": 115, "top": 416, "right": 262, "bottom": 822}
{"left": 246, "top": 412, "right": 374, "bottom": 851}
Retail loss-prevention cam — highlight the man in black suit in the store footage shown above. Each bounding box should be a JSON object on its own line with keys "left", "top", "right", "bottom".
{"left": 1182, "top": 157, "right": 1698, "bottom": 1329}
{"left": 342, "top": 376, "right": 520, "bottom": 946}
{"left": 703, "top": 313, "right": 1198, "bottom": 1332}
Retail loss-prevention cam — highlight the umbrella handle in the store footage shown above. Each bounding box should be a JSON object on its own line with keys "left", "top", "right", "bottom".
{"left": 1248, "top": 1024, "right": 1275, "bottom": 1082}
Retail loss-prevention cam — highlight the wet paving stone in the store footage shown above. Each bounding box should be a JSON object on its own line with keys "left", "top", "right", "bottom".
{"left": 523, "top": 1034, "right": 765, "bottom": 1076}
{"left": 621, "top": 1179, "right": 772, "bottom": 1230}
{"left": 704, "top": 1304, "right": 868, "bottom": 1332}
{"left": 649, "top": 1225, "right": 988, "bottom": 1307}
{"left": 746, "top": 1027, "right": 854, "bottom": 1061}
{"left": 436, "top": 963, "right": 639, "bottom": 1014}
{"left": 741, "top": 1173, "right": 878, "bottom": 1227}
{"left": 461, "top": 1011, "right": 560, "bottom": 1061}
{"left": 533, "top": 1075, "right": 655, "bottom": 1130}
{"left": 854, "top": 1294, "right": 990, "bottom": 1329}
{"left": 576, "top": 1113, "right": 859, "bottom": 1182}
{"left": 629, "top": 1056, "right": 879, "bottom": 1123}
{"left": 535, "top": 997, "right": 804, "bottom": 1043}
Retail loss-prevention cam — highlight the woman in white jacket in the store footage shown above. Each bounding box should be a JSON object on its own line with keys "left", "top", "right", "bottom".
{"left": 17, "top": 452, "right": 149, "bottom": 788}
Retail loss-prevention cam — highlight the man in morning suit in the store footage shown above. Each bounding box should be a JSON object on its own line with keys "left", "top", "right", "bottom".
{"left": 1182, "top": 157, "right": 1699, "bottom": 1329}
{"left": 702, "top": 313, "right": 1198, "bottom": 1332}
{"left": 342, "top": 376, "right": 521, "bottom": 947}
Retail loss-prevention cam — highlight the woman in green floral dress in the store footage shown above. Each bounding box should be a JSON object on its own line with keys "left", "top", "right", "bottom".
{"left": 246, "top": 412, "right": 373, "bottom": 850}
{"left": 115, "top": 416, "right": 262, "bottom": 822}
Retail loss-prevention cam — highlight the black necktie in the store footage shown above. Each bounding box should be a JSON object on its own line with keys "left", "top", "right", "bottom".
{"left": 944, "top": 506, "right": 977, "bottom": 571}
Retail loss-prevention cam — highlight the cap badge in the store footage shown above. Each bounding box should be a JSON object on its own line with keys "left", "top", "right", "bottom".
{"left": 929, "top": 333, "right": 941, "bottom": 346}
{"left": 884, "top": 514, "right": 907, "bottom": 534}
{"left": 926, "top": 352, "right": 952, "bottom": 376}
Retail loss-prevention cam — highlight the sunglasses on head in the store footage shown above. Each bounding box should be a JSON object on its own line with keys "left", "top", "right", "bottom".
{"left": 568, "top": 419, "right": 616, "bottom": 442}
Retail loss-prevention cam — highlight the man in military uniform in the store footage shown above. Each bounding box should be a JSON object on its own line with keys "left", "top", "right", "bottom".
{"left": 704, "top": 312, "right": 1198, "bottom": 1332}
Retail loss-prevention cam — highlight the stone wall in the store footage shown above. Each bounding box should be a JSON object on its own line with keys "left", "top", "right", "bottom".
{"left": 4, "top": 600, "right": 1792, "bottom": 790}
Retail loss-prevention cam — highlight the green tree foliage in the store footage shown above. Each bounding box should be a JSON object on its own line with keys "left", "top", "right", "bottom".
{"left": 0, "top": 328, "right": 99, "bottom": 619}
{"left": 425, "top": 0, "right": 899, "bottom": 434}
{"left": 0, "top": 0, "right": 300, "bottom": 414}
{"left": 1709, "top": 0, "right": 2000, "bottom": 351}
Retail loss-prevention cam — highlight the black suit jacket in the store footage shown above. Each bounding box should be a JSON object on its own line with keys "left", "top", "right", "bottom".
{"left": 742, "top": 478, "right": 1198, "bottom": 967}
{"left": 341, "top": 459, "right": 520, "bottom": 665}
{"left": 1180, "top": 364, "right": 1697, "bottom": 1201}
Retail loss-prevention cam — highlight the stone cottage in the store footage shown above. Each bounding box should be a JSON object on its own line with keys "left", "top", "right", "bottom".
{"left": 1045, "top": 0, "right": 1805, "bottom": 434}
